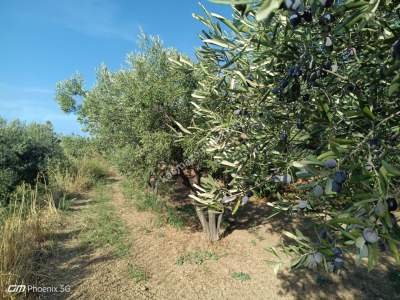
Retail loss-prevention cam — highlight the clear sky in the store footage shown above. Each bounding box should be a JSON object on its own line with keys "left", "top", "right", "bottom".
{"left": 0, "top": 0, "right": 231, "bottom": 135}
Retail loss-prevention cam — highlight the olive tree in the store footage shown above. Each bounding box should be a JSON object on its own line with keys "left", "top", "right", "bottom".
{"left": 56, "top": 34, "right": 197, "bottom": 183}
{"left": 174, "top": 0, "right": 400, "bottom": 266}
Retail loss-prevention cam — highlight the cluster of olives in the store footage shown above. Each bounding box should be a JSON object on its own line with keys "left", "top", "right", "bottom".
{"left": 323, "top": 159, "right": 346, "bottom": 193}
{"left": 329, "top": 247, "right": 344, "bottom": 271}
{"left": 281, "top": 0, "right": 335, "bottom": 28}
{"left": 308, "top": 246, "right": 344, "bottom": 271}
{"left": 271, "top": 66, "right": 302, "bottom": 96}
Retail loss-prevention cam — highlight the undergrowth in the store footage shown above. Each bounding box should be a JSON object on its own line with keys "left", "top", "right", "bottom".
{"left": 121, "top": 178, "right": 188, "bottom": 230}
{"left": 80, "top": 184, "right": 130, "bottom": 257}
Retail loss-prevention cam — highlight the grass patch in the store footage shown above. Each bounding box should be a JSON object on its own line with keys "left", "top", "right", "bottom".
{"left": 176, "top": 250, "right": 219, "bottom": 266}
{"left": 127, "top": 263, "right": 150, "bottom": 283}
{"left": 166, "top": 207, "right": 185, "bottom": 229}
{"left": 122, "top": 179, "right": 186, "bottom": 229}
{"left": 80, "top": 185, "right": 130, "bottom": 257}
{"left": 231, "top": 272, "right": 251, "bottom": 282}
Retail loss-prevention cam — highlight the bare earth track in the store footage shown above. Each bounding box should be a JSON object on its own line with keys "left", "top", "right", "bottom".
{"left": 39, "top": 177, "right": 399, "bottom": 300}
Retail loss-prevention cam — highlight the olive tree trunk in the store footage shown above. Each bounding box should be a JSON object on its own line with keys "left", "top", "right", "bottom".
{"left": 195, "top": 206, "right": 223, "bottom": 242}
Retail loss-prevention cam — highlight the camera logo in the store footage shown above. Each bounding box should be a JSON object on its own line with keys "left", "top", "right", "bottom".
{"left": 7, "top": 285, "right": 26, "bottom": 293}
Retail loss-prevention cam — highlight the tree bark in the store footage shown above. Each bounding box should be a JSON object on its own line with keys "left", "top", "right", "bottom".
{"left": 180, "top": 172, "right": 193, "bottom": 190}
{"left": 208, "top": 210, "right": 218, "bottom": 241}
{"left": 195, "top": 206, "right": 210, "bottom": 237}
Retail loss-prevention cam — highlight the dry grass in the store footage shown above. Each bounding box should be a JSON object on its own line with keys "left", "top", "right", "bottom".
{"left": 0, "top": 156, "right": 112, "bottom": 299}
{"left": 0, "top": 183, "right": 58, "bottom": 299}
{"left": 50, "top": 156, "right": 112, "bottom": 198}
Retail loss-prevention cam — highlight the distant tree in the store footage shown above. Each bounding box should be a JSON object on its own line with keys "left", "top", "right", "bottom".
{"left": 55, "top": 34, "right": 198, "bottom": 183}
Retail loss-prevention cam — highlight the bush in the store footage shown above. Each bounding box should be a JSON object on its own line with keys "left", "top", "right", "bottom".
{"left": 0, "top": 118, "right": 63, "bottom": 205}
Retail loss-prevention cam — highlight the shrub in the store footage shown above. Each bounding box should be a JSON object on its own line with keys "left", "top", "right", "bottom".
{"left": 0, "top": 118, "right": 63, "bottom": 205}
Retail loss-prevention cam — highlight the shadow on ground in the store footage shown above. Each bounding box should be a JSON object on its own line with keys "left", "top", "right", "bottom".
{"left": 277, "top": 263, "right": 400, "bottom": 300}
{"left": 32, "top": 194, "right": 116, "bottom": 300}
{"left": 169, "top": 180, "right": 400, "bottom": 299}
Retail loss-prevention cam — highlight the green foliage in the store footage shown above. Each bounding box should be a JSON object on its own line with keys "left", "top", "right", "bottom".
{"left": 53, "top": 1, "right": 400, "bottom": 271}
{"left": 0, "top": 118, "right": 63, "bottom": 205}
{"left": 55, "top": 73, "right": 85, "bottom": 113}
{"left": 56, "top": 34, "right": 198, "bottom": 177}
{"left": 231, "top": 271, "right": 251, "bottom": 281}
{"left": 172, "top": 1, "right": 400, "bottom": 270}
{"left": 60, "top": 135, "right": 97, "bottom": 159}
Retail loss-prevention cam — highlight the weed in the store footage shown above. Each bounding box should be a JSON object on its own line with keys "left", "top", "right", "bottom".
{"left": 127, "top": 263, "right": 150, "bottom": 283}
{"left": 231, "top": 272, "right": 251, "bottom": 282}
{"left": 176, "top": 250, "right": 219, "bottom": 266}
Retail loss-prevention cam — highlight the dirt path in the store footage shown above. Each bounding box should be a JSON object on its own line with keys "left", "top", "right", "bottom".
{"left": 38, "top": 183, "right": 151, "bottom": 300}
{"left": 39, "top": 177, "right": 399, "bottom": 300}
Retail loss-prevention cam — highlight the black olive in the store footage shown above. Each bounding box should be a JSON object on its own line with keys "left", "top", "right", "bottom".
{"left": 280, "top": 131, "right": 288, "bottom": 142}
{"left": 334, "top": 170, "right": 347, "bottom": 184}
{"left": 321, "top": 0, "right": 334, "bottom": 8}
{"left": 320, "top": 13, "right": 335, "bottom": 25}
{"left": 387, "top": 198, "right": 398, "bottom": 212}
{"left": 368, "top": 138, "right": 380, "bottom": 147}
{"left": 309, "top": 71, "right": 319, "bottom": 82}
{"left": 288, "top": 66, "right": 302, "bottom": 77}
{"left": 302, "top": 8, "right": 313, "bottom": 23}
{"left": 378, "top": 240, "right": 388, "bottom": 252}
{"left": 246, "top": 190, "right": 254, "bottom": 197}
{"left": 332, "top": 247, "right": 343, "bottom": 257}
{"left": 271, "top": 87, "right": 282, "bottom": 95}
{"left": 289, "top": 14, "right": 301, "bottom": 28}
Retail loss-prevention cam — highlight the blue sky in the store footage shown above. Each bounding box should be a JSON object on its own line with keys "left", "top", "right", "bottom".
{"left": 0, "top": 0, "right": 231, "bottom": 135}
